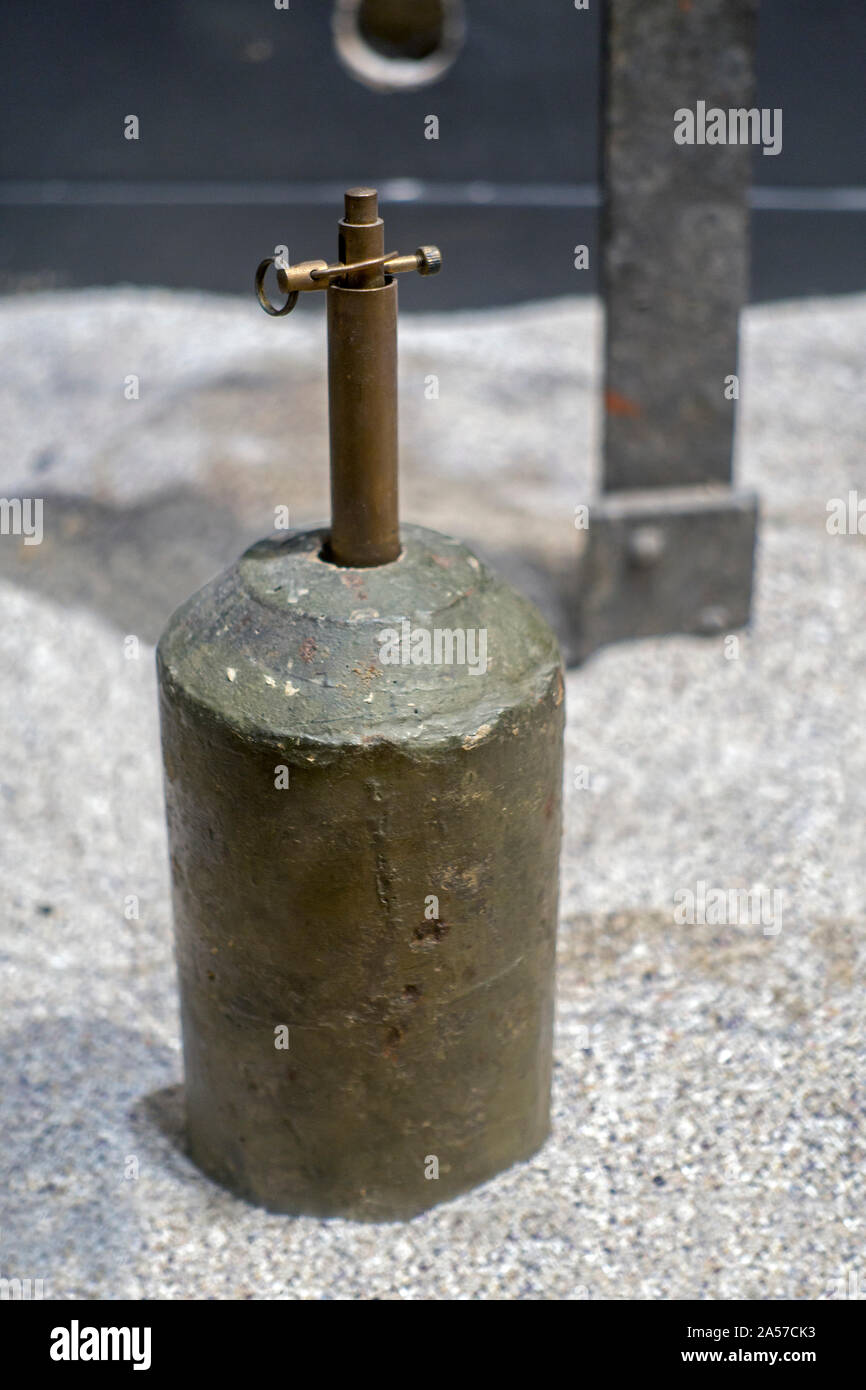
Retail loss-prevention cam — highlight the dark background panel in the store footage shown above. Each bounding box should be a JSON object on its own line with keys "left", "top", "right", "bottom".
{"left": 0, "top": 203, "right": 599, "bottom": 310}
{"left": 0, "top": 0, "right": 590, "bottom": 183}
{"left": 754, "top": 0, "right": 866, "bottom": 188}
{"left": 0, "top": 0, "right": 863, "bottom": 304}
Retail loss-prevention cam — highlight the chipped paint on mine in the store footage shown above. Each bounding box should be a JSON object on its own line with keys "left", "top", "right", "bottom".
{"left": 462, "top": 723, "right": 492, "bottom": 750}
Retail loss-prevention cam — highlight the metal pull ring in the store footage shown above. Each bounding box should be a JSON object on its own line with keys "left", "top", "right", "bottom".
{"left": 255, "top": 257, "right": 299, "bottom": 316}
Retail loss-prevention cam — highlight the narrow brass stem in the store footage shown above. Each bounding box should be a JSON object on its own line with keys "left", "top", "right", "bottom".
{"left": 327, "top": 189, "right": 400, "bottom": 567}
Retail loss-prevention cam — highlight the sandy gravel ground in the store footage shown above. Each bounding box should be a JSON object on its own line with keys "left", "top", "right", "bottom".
{"left": 0, "top": 289, "right": 864, "bottom": 1299}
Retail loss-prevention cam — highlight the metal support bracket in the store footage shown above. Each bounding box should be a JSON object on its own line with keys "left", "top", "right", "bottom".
{"left": 572, "top": 487, "right": 758, "bottom": 664}
{"left": 572, "top": 0, "right": 759, "bottom": 663}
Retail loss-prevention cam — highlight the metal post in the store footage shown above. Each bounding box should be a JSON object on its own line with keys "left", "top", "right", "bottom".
{"left": 572, "top": 0, "right": 759, "bottom": 660}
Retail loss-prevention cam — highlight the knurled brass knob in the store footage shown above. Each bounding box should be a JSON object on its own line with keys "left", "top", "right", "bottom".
{"left": 415, "top": 245, "right": 442, "bottom": 276}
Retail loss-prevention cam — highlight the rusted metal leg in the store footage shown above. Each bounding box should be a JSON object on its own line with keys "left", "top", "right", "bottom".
{"left": 574, "top": 0, "right": 759, "bottom": 660}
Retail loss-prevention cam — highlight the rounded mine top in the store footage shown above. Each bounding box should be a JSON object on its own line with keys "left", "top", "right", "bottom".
{"left": 157, "top": 524, "right": 562, "bottom": 751}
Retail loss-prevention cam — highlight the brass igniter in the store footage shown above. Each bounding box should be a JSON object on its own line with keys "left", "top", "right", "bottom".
{"left": 256, "top": 245, "right": 442, "bottom": 317}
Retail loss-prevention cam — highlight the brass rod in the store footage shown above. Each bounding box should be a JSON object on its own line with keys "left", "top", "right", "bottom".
{"left": 327, "top": 189, "right": 400, "bottom": 567}
{"left": 338, "top": 186, "right": 385, "bottom": 290}
{"left": 310, "top": 251, "right": 399, "bottom": 284}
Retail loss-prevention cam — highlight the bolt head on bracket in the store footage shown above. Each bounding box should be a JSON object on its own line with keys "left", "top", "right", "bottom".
{"left": 571, "top": 486, "right": 758, "bottom": 664}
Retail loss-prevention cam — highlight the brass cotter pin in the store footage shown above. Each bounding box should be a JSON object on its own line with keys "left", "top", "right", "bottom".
{"left": 256, "top": 242, "right": 441, "bottom": 317}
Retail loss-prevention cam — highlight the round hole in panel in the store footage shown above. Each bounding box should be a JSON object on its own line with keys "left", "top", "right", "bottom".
{"left": 333, "top": 0, "right": 465, "bottom": 93}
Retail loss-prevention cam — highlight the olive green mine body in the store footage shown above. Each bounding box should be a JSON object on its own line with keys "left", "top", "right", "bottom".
{"left": 157, "top": 524, "right": 564, "bottom": 1220}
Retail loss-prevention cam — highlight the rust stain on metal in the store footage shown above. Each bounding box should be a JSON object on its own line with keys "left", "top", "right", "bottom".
{"left": 352, "top": 660, "right": 380, "bottom": 686}
{"left": 605, "top": 388, "right": 643, "bottom": 419}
